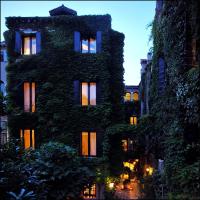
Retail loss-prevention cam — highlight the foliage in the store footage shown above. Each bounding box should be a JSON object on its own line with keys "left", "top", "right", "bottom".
{"left": 4, "top": 14, "right": 125, "bottom": 154}
{"left": 103, "top": 124, "right": 140, "bottom": 176}
{"left": 0, "top": 91, "right": 6, "bottom": 115}
{"left": 0, "top": 141, "right": 96, "bottom": 200}
{"left": 148, "top": 0, "right": 200, "bottom": 198}
{"left": 8, "top": 189, "right": 36, "bottom": 200}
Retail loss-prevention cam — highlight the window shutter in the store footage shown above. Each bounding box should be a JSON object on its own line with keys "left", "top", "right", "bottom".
{"left": 74, "top": 31, "right": 80, "bottom": 52}
{"left": 73, "top": 80, "right": 80, "bottom": 104}
{"left": 36, "top": 31, "right": 41, "bottom": 53}
{"left": 15, "top": 31, "right": 21, "bottom": 53}
{"left": 96, "top": 82, "right": 101, "bottom": 104}
{"left": 96, "top": 31, "right": 102, "bottom": 53}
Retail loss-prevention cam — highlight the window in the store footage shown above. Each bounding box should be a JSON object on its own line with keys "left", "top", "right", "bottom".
{"left": 24, "top": 82, "right": 36, "bottom": 112}
{"left": 130, "top": 116, "right": 137, "bottom": 125}
{"left": 81, "top": 132, "right": 96, "bottom": 156}
{"left": 81, "top": 82, "right": 96, "bottom": 106}
{"left": 22, "top": 35, "right": 36, "bottom": 55}
{"left": 20, "top": 129, "right": 35, "bottom": 149}
{"left": 133, "top": 92, "right": 139, "bottom": 101}
{"left": 83, "top": 184, "right": 96, "bottom": 199}
{"left": 15, "top": 31, "right": 41, "bottom": 55}
{"left": 122, "top": 139, "right": 133, "bottom": 152}
{"left": 74, "top": 31, "right": 101, "bottom": 53}
{"left": 81, "top": 37, "right": 96, "bottom": 53}
{"left": 124, "top": 92, "right": 131, "bottom": 101}
{"left": 122, "top": 139, "right": 128, "bottom": 152}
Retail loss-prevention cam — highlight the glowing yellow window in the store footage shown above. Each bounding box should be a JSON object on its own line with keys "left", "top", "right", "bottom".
{"left": 24, "top": 82, "right": 35, "bottom": 112}
{"left": 83, "top": 184, "right": 96, "bottom": 199}
{"left": 81, "top": 82, "right": 96, "bottom": 106}
{"left": 22, "top": 36, "right": 36, "bottom": 55}
{"left": 81, "top": 132, "right": 96, "bottom": 156}
{"left": 124, "top": 92, "right": 131, "bottom": 101}
{"left": 20, "top": 129, "right": 35, "bottom": 149}
{"left": 133, "top": 92, "right": 139, "bottom": 101}
{"left": 130, "top": 116, "right": 137, "bottom": 125}
{"left": 82, "top": 132, "right": 89, "bottom": 156}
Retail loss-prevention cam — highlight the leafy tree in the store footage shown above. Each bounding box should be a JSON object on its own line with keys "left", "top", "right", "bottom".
{"left": 0, "top": 141, "right": 95, "bottom": 200}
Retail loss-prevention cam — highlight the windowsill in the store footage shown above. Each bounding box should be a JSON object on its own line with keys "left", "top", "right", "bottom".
{"left": 80, "top": 156, "right": 97, "bottom": 158}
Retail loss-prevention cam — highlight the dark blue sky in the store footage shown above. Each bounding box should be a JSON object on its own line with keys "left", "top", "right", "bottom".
{"left": 1, "top": 1, "right": 155, "bottom": 85}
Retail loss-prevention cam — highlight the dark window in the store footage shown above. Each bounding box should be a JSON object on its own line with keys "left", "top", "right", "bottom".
{"left": 158, "top": 57, "right": 165, "bottom": 95}
{"left": 21, "top": 35, "right": 36, "bottom": 55}
{"left": 0, "top": 51, "right": 4, "bottom": 62}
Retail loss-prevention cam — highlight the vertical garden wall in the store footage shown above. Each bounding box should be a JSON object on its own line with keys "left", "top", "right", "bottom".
{"left": 4, "top": 14, "right": 125, "bottom": 156}
{"left": 149, "top": 0, "right": 200, "bottom": 198}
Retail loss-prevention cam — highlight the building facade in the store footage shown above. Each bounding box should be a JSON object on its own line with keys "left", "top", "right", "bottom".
{"left": 0, "top": 41, "right": 8, "bottom": 146}
{"left": 4, "top": 5, "right": 125, "bottom": 198}
{"left": 124, "top": 85, "right": 140, "bottom": 125}
{"left": 140, "top": 0, "right": 200, "bottom": 198}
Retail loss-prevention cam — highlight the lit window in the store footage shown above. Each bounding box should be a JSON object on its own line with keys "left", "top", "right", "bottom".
{"left": 122, "top": 139, "right": 133, "bottom": 152}
{"left": 22, "top": 35, "right": 36, "bottom": 55}
{"left": 20, "top": 129, "right": 35, "bottom": 149}
{"left": 122, "top": 139, "right": 128, "bottom": 152}
{"left": 81, "top": 82, "right": 96, "bottom": 106}
{"left": 24, "top": 82, "right": 35, "bottom": 112}
{"left": 81, "top": 132, "right": 96, "bottom": 156}
{"left": 81, "top": 37, "right": 96, "bottom": 53}
{"left": 124, "top": 92, "right": 131, "bottom": 101}
{"left": 130, "top": 116, "right": 137, "bottom": 125}
{"left": 83, "top": 184, "right": 96, "bottom": 199}
{"left": 133, "top": 92, "right": 139, "bottom": 101}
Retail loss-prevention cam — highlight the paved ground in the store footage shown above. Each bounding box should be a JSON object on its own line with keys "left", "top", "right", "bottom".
{"left": 115, "top": 179, "right": 141, "bottom": 199}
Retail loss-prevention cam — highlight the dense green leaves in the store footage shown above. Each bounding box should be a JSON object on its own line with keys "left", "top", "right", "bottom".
{"left": 148, "top": 0, "right": 200, "bottom": 198}
{"left": 0, "top": 141, "right": 96, "bottom": 200}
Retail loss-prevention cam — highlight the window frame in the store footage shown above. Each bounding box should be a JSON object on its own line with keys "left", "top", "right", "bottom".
{"left": 81, "top": 82, "right": 96, "bottom": 106}
{"left": 81, "top": 131, "right": 97, "bottom": 157}
{"left": 21, "top": 34, "right": 36, "bottom": 55}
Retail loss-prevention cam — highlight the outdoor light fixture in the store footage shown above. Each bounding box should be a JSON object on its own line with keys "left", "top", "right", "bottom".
{"left": 109, "top": 182, "right": 114, "bottom": 189}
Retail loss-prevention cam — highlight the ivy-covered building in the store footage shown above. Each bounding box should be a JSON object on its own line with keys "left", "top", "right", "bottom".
{"left": 124, "top": 85, "right": 140, "bottom": 125}
{"left": 140, "top": 0, "right": 200, "bottom": 198}
{"left": 0, "top": 41, "right": 8, "bottom": 146}
{"left": 139, "top": 52, "right": 152, "bottom": 116}
{"left": 4, "top": 5, "right": 125, "bottom": 198}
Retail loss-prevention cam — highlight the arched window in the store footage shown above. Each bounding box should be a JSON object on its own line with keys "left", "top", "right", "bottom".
{"left": 133, "top": 92, "right": 139, "bottom": 101}
{"left": 124, "top": 92, "right": 131, "bottom": 101}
